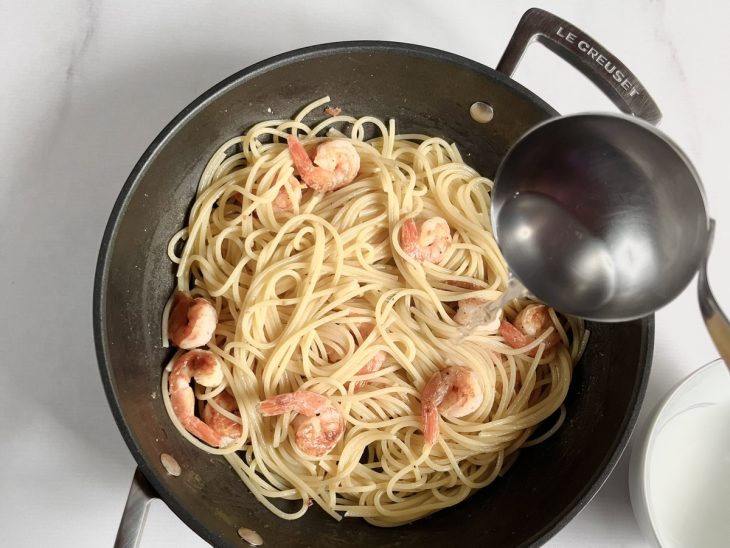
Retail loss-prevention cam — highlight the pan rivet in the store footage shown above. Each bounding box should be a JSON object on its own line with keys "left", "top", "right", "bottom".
{"left": 238, "top": 527, "right": 264, "bottom": 546}
{"left": 160, "top": 453, "right": 181, "bottom": 476}
{"left": 470, "top": 101, "right": 494, "bottom": 123}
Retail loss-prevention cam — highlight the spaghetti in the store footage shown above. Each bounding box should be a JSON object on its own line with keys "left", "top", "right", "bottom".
{"left": 160, "top": 97, "right": 584, "bottom": 526}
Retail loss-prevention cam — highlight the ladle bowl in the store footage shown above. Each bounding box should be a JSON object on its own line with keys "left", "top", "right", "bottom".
{"left": 492, "top": 113, "right": 709, "bottom": 322}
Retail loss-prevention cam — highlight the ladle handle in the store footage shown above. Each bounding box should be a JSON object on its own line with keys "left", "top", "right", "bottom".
{"left": 497, "top": 8, "right": 662, "bottom": 124}
{"left": 698, "top": 219, "right": 730, "bottom": 371}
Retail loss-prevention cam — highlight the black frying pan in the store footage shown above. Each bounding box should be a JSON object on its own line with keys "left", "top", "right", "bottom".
{"left": 94, "top": 9, "right": 656, "bottom": 547}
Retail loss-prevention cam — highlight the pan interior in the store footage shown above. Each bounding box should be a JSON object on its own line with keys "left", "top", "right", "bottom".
{"left": 95, "top": 42, "right": 652, "bottom": 548}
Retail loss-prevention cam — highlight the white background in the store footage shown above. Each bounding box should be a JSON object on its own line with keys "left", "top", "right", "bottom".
{"left": 1, "top": 1, "right": 728, "bottom": 546}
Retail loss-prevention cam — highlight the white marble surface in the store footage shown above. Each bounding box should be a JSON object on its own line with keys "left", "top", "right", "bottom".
{"left": 1, "top": 1, "right": 728, "bottom": 546}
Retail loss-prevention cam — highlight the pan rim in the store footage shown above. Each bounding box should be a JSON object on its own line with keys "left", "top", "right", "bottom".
{"left": 93, "top": 39, "right": 653, "bottom": 547}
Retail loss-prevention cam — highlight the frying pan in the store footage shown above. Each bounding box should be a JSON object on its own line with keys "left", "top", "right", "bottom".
{"left": 94, "top": 9, "right": 656, "bottom": 547}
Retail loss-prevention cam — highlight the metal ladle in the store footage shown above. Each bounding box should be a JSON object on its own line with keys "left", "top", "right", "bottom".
{"left": 491, "top": 113, "right": 730, "bottom": 367}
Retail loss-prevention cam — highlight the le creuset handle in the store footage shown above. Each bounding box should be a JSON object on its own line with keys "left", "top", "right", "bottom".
{"left": 698, "top": 219, "right": 730, "bottom": 371}
{"left": 497, "top": 7, "right": 662, "bottom": 124}
{"left": 115, "top": 468, "right": 159, "bottom": 548}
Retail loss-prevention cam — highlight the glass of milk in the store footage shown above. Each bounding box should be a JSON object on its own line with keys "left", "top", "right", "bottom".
{"left": 629, "top": 359, "right": 730, "bottom": 547}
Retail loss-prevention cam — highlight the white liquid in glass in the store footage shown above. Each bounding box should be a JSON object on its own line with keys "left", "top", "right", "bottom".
{"left": 649, "top": 402, "right": 730, "bottom": 548}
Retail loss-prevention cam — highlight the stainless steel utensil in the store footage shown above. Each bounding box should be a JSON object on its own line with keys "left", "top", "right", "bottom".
{"left": 493, "top": 113, "right": 705, "bottom": 321}
{"left": 492, "top": 113, "right": 730, "bottom": 366}
{"left": 698, "top": 220, "right": 730, "bottom": 367}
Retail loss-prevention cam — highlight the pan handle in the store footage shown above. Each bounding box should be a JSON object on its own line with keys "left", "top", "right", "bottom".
{"left": 497, "top": 8, "right": 661, "bottom": 124}
{"left": 114, "top": 468, "right": 159, "bottom": 548}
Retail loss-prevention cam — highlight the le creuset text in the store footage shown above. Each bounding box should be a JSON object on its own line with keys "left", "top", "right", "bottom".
{"left": 555, "top": 26, "right": 641, "bottom": 97}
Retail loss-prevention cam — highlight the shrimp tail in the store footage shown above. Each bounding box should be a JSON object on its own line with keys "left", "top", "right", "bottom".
{"left": 258, "top": 391, "right": 330, "bottom": 417}
{"left": 287, "top": 135, "right": 313, "bottom": 175}
{"left": 180, "top": 415, "right": 229, "bottom": 448}
{"left": 400, "top": 219, "right": 421, "bottom": 260}
{"left": 499, "top": 319, "right": 530, "bottom": 348}
{"left": 257, "top": 393, "right": 295, "bottom": 416}
{"left": 202, "top": 393, "right": 243, "bottom": 442}
{"left": 500, "top": 318, "right": 561, "bottom": 357}
{"left": 422, "top": 404, "right": 440, "bottom": 445}
{"left": 353, "top": 350, "right": 387, "bottom": 392}
{"left": 421, "top": 370, "right": 451, "bottom": 444}
{"left": 287, "top": 135, "right": 328, "bottom": 192}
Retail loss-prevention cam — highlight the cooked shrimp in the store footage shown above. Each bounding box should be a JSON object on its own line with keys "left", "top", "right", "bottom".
{"left": 202, "top": 391, "right": 243, "bottom": 443}
{"left": 400, "top": 217, "right": 452, "bottom": 263}
{"left": 323, "top": 106, "right": 342, "bottom": 117}
{"left": 453, "top": 298, "right": 485, "bottom": 326}
{"left": 169, "top": 350, "right": 232, "bottom": 447}
{"left": 353, "top": 350, "right": 387, "bottom": 391}
{"left": 448, "top": 280, "right": 487, "bottom": 326}
{"left": 351, "top": 322, "right": 387, "bottom": 390}
{"left": 271, "top": 176, "right": 304, "bottom": 212}
{"left": 499, "top": 303, "right": 562, "bottom": 357}
{"left": 421, "top": 366, "right": 483, "bottom": 445}
{"left": 168, "top": 292, "right": 217, "bottom": 349}
{"left": 324, "top": 343, "right": 341, "bottom": 363}
{"left": 287, "top": 135, "right": 360, "bottom": 192}
{"left": 258, "top": 391, "right": 345, "bottom": 457}
{"left": 323, "top": 321, "right": 387, "bottom": 390}
{"left": 447, "top": 280, "right": 481, "bottom": 290}
{"left": 453, "top": 298, "right": 502, "bottom": 331}
{"left": 231, "top": 175, "right": 302, "bottom": 213}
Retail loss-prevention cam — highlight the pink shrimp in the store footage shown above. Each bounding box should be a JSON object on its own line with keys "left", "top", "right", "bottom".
{"left": 400, "top": 217, "right": 452, "bottom": 263}
{"left": 447, "top": 280, "right": 481, "bottom": 290}
{"left": 499, "top": 304, "right": 562, "bottom": 357}
{"left": 324, "top": 321, "right": 387, "bottom": 390}
{"left": 351, "top": 322, "right": 387, "bottom": 391}
{"left": 271, "top": 176, "right": 304, "bottom": 212}
{"left": 231, "top": 175, "right": 303, "bottom": 213}
{"left": 169, "top": 350, "right": 233, "bottom": 448}
{"left": 287, "top": 135, "right": 360, "bottom": 192}
{"left": 453, "top": 297, "right": 487, "bottom": 326}
{"left": 324, "top": 343, "right": 342, "bottom": 364}
{"left": 421, "top": 366, "right": 483, "bottom": 445}
{"left": 168, "top": 292, "right": 218, "bottom": 349}
{"left": 258, "top": 391, "right": 345, "bottom": 457}
{"left": 353, "top": 350, "right": 387, "bottom": 392}
{"left": 452, "top": 296, "right": 503, "bottom": 331}
{"left": 448, "top": 280, "right": 488, "bottom": 326}
{"left": 201, "top": 391, "right": 243, "bottom": 443}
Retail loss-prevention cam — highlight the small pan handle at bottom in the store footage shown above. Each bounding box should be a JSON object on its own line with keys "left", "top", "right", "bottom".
{"left": 497, "top": 8, "right": 661, "bottom": 124}
{"left": 114, "top": 468, "right": 158, "bottom": 548}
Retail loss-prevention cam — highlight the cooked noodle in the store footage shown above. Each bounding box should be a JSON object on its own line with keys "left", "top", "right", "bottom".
{"left": 161, "top": 97, "right": 584, "bottom": 526}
